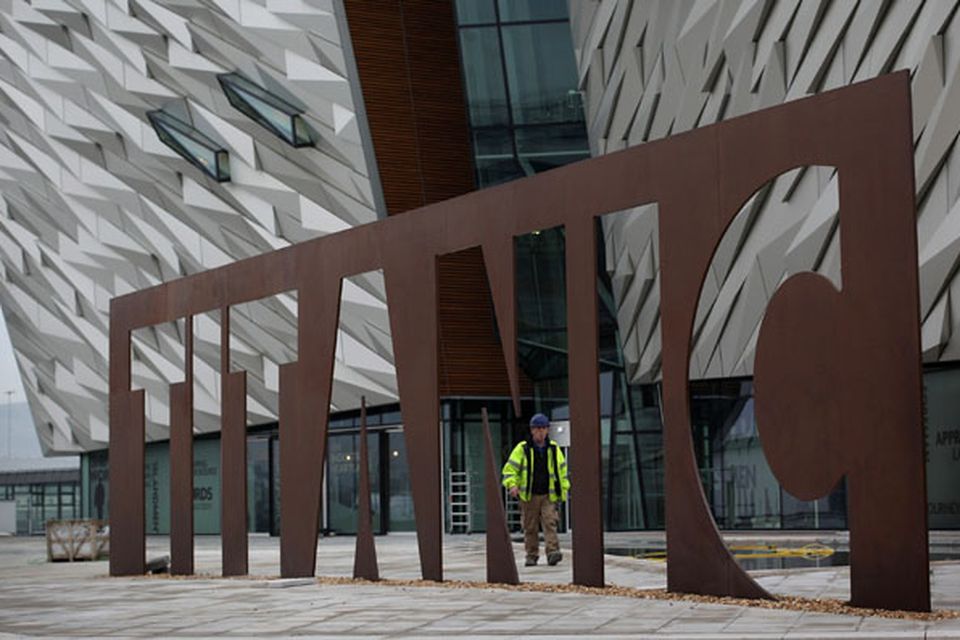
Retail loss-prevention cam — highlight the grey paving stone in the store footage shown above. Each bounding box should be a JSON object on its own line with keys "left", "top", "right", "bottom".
{"left": 0, "top": 535, "right": 957, "bottom": 638}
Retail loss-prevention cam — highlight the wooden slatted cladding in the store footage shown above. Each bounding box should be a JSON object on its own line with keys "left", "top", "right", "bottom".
{"left": 343, "top": 0, "right": 530, "bottom": 398}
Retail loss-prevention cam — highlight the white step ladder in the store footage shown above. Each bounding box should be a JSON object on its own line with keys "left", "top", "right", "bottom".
{"left": 448, "top": 470, "right": 471, "bottom": 533}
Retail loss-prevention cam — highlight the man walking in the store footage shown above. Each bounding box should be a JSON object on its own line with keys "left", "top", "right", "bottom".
{"left": 502, "top": 413, "right": 570, "bottom": 566}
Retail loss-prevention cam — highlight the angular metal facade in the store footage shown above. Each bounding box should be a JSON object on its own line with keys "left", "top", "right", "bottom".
{"left": 0, "top": 1, "right": 396, "bottom": 454}
{"left": 8, "top": 0, "right": 959, "bottom": 456}
{"left": 571, "top": 1, "right": 960, "bottom": 383}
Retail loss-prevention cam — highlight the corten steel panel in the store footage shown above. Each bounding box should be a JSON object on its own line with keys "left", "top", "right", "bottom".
{"left": 169, "top": 359, "right": 193, "bottom": 573}
{"left": 565, "top": 215, "right": 604, "bottom": 587}
{"left": 383, "top": 243, "right": 443, "bottom": 581}
{"left": 280, "top": 276, "right": 340, "bottom": 578}
{"left": 221, "top": 310, "right": 248, "bottom": 577}
{"left": 169, "top": 382, "right": 193, "bottom": 575}
{"left": 354, "top": 398, "right": 379, "bottom": 581}
{"left": 109, "top": 388, "right": 144, "bottom": 576}
{"left": 170, "top": 317, "right": 193, "bottom": 576}
{"left": 733, "top": 97, "right": 929, "bottom": 609}
{"left": 482, "top": 407, "right": 518, "bottom": 585}
{"left": 109, "top": 73, "right": 928, "bottom": 610}
{"left": 654, "top": 129, "right": 771, "bottom": 601}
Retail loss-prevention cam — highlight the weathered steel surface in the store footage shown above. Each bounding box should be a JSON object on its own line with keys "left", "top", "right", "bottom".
{"left": 382, "top": 246, "right": 443, "bottom": 581}
{"left": 221, "top": 309, "right": 248, "bottom": 576}
{"left": 280, "top": 277, "right": 341, "bottom": 578}
{"left": 354, "top": 398, "right": 379, "bottom": 581}
{"left": 565, "top": 216, "right": 604, "bottom": 587}
{"left": 482, "top": 407, "right": 518, "bottom": 585}
{"left": 655, "top": 127, "right": 773, "bottom": 601}
{"left": 655, "top": 72, "right": 927, "bottom": 611}
{"left": 745, "top": 85, "right": 929, "bottom": 610}
{"left": 109, "top": 73, "right": 928, "bottom": 610}
{"left": 169, "top": 381, "right": 193, "bottom": 575}
{"left": 109, "top": 386, "right": 143, "bottom": 576}
{"left": 170, "top": 317, "right": 193, "bottom": 576}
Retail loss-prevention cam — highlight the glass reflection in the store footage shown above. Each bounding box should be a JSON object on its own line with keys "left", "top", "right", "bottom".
{"left": 497, "top": 0, "right": 568, "bottom": 22}
{"left": 147, "top": 110, "right": 231, "bottom": 182}
{"left": 218, "top": 73, "right": 312, "bottom": 147}
{"left": 388, "top": 431, "right": 414, "bottom": 531}
{"left": 327, "top": 432, "right": 381, "bottom": 534}
{"left": 689, "top": 379, "right": 848, "bottom": 529}
{"left": 458, "top": 29, "right": 510, "bottom": 127}
{"left": 500, "top": 23, "right": 583, "bottom": 126}
{"left": 454, "top": 0, "right": 496, "bottom": 26}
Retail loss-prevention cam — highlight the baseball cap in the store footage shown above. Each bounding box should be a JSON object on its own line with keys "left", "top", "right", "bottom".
{"left": 529, "top": 413, "right": 550, "bottom": 428}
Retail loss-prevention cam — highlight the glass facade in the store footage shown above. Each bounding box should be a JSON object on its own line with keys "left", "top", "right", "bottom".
{"left": 603, "top": 384, "right": 664, "bottom": 530}
{"left": 247, "top": 437, "right": 271, "bottom": 534}
{"left": 82, "top": 436, "right": 226, "bottom": 535}
{"left": 76, "top": 364, "right": 960, "bottom": 535}
{"left": 925, "top": 366, "right": 960, "bottom": 528}
{"left": 454, "top": 0, "right": 589, "bottom": 187}
{"left": 327, "top": 431, "right": 382, "bottom": 534}
{"left": 443, "top": 400, "right": 512, "bottom": 533}
{"left": 689, "top": 379, "right": 847, "bottom": 530}
{"left": 1, "top": 473, "right": 80, "bottom": 535}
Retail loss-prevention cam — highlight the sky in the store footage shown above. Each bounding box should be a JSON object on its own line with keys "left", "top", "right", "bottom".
{"left": 0, "top": 313, "right": 39, "bottom": 459}
{"left": 0, "top": 315, "right": 24, "bottom": 401}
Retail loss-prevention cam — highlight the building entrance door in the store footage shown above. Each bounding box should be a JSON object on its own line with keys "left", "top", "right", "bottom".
{"left": 324, "top": 425, "right": 416, "bottom": 535}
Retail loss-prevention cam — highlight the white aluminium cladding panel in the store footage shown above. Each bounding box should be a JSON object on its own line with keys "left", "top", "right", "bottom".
{"left": 571, "top": 0, "right": 960, "bottom": 384}
{"left": 0, "top": 0, "right": 397, "bottom": 454}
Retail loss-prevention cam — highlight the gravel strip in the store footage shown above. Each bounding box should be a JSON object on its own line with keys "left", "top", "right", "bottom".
{"left": 312, "top": 576, "right": 960, "bottom": 622}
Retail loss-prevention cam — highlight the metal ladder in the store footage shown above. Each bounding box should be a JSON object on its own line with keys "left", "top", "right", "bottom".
{"left": 504, "top": 488, "right": 522, "bottom": 532}
{"left": 448, "top": 470, "right": 471, "bottom": 533}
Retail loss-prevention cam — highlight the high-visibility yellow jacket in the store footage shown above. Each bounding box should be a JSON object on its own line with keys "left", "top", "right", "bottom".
{"left": 501, "top": 439, "right": 570, "bottom": 502}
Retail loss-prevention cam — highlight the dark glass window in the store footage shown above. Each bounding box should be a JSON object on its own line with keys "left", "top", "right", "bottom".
{"left": 388, "top": 430, "right": 415, "bottom": 531}
{"left": 472, "top": 128, "right": 522, "bottom": 186}
{"left": 326, "top": 432, "right": 380, "bottom": 534}
{"left": 924, "top": 366, "right": 960, "bottom": 528}
{"left": 218, "top": 73, "right": 312, "bottom": 147}
{"left": 497, "top": 0, "right": 568, "bottom": 22}
{"left": 501, "top": 23, "right": 583, "bottom": 126}
{"left": 454, "top": 1, "right": 589, "bottom": 189}
{"left": 148, "top": 111, "right": 230, "bottom": 182}
{"left": 247, "top": 437, "right": 270, "bottom": 533}
{"left": 458, "top": 29, "right": 510, "bottom": 127}
{"left": 454, "top": 0, "right": 496, "bottom": 26}
{"left": 515, "top": 125, "right": 590, "bottom": 174}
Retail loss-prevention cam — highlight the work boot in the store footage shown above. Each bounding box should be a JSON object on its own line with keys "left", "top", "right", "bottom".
{"left": 547, "top": 551, "right": 562, "bottom": 566}
{"left": 525, "top": 556, "right": 538, "bottom": 567}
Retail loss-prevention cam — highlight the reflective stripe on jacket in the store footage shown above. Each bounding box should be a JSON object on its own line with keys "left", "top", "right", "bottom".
{"left": 501, "top": 439, "right": 570, "bottom": 502}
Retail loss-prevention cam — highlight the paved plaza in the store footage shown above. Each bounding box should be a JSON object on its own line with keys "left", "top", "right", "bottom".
{"left": 1, "top": 532, "right": 959, "bottom": 638}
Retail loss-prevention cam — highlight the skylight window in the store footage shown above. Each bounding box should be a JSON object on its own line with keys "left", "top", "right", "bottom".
{"left": 218, "top": 72, "right": 312, "bottom": 147}
{"left": 147, "top": 110, "right": 231, "bottom": 182}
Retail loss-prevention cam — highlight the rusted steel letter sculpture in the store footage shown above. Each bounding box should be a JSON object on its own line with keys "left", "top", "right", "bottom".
{"left": 482, "top": 407, "right": 519, "bottom": 585}
{"left": 353, "top": 397, "right": 379, "bottom": 581}
{"left": 109, "top": 72, "right": 928, "bottom": 611}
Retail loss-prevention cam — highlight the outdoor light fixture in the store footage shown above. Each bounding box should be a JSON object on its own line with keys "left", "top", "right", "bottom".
{"left": 218, "top": 72, "right": 312, "bottom": 147}
{"left": 147, "top": 110, "right": 231, "bottom": 182}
